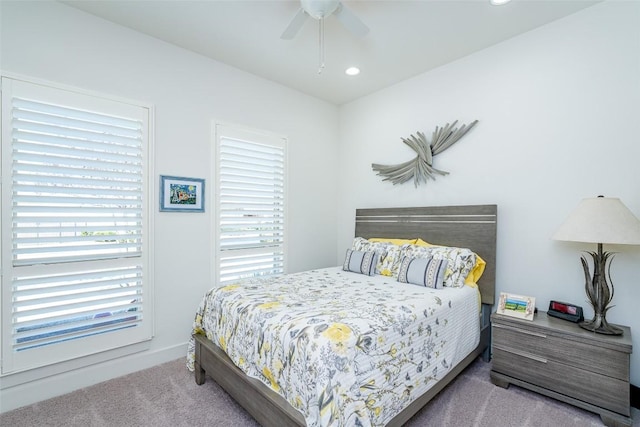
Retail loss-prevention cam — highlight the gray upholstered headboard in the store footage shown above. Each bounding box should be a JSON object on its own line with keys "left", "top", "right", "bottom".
{"left": 354, "top": 205, "right": 497, "bottom": 305}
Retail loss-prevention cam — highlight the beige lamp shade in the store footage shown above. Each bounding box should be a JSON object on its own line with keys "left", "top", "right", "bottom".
{"left": 553, "top": 197, "right": 640, "bottom": 245}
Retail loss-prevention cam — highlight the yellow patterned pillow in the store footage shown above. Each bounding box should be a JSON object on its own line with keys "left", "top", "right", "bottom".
{"left": 352, "top": 237, "right": 403, "bottom": 277}
{"left": 414, "top": 238, "right": 434, "bottom": 247}
{"left": 368, "top": 238, "right": 418, "bottom": 245}
{"left": 414, "top": 238, "right": 486, "bottom": 284}
{"left": 405, "top": 239, "right": 486, "bottom": 286}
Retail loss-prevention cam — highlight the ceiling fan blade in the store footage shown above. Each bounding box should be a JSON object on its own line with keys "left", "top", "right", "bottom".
{"left": 281, "top": 8, "right": 308, "bottom": 40}
{"left": 334, "top": 3, "right": 369, "bottom": 38}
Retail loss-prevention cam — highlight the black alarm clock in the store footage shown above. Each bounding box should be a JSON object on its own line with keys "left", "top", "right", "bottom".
{"left": 547, "top": 300, "right": 584, "bottom": 323}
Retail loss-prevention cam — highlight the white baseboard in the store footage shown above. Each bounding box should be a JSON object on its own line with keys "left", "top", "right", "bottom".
{"left": 0, "top": 342, "right": 188, "bottom": 413}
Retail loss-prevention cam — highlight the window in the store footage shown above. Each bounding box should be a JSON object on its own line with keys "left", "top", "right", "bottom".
{"left": 1, "top": 77, "right": 152, "bottom": 374}
{"left": 215, "top": 124, "right": 287, "bottom": 284}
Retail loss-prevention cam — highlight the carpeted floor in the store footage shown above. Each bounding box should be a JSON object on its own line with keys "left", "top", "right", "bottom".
{"left": 1, "top": 356, "right": 637, "bottom": 426}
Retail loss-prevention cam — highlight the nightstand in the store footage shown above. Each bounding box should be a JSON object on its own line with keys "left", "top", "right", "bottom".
{"left": 490, "top": 311, "right": 633, "bottom": 427}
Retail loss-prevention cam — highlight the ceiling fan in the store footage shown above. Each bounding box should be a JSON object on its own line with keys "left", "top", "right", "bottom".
{"left": 281, "top": 0, "right": 369, "bottom": 73}
{"left": 281, "top": 0, "right": 369, "bottom": 40}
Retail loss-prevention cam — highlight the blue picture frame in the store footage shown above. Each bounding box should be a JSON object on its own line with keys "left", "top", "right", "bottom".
{"left": 159, "top": 175, "right": 205, "bottom": 212}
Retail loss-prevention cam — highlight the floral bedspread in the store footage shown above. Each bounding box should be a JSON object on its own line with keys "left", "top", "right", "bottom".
{"left": 187, "top": 267, "right": 480, "bottom": 427}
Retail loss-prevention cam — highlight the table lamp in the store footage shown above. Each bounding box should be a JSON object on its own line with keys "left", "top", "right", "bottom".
{"left": 553, "top": 196, "right": 640, "bottom": 335}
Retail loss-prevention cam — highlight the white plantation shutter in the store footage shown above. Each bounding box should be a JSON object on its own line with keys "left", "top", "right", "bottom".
{"left": 12, "top": 265, "right": 143, "bottom": 352}
{"left": 1, "top": 77, "right": 152, "bottom": 373}
{"left": 11, "top": 98, "right": 143, "bottom": 266}
{"left": 216, "top": 125, "right": 286, "bottom": 283}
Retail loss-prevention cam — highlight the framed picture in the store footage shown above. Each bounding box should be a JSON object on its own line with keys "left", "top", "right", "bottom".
{"left": 497, "top": 292, "right": 536, "bottom": 321}
{"left": 159, "top": 175, "right": 205, "bottom": 212}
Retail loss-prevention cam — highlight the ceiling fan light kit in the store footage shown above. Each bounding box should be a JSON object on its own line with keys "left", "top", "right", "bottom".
{"left": 281, "top": 0, "right": 369, "bottom": 74}
{"left": 301, "top": 0, "right": 340, "bottom": 19}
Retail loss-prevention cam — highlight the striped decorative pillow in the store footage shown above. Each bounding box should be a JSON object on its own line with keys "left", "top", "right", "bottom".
{"left": 343, "top": 249, "right": 379, "bottom": 276}
{"left": 351, "top": 237, "right": 403, "bottom": 277}
{"left": 400, "top": 244, "right": 476, "bottom": 288}
{"left": 397, "top": 256, "right": 448, "bottom": 289}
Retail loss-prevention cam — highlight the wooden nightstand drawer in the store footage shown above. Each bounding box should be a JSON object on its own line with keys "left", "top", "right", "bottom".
{"left": 492, "top": 323, "right": 629, "bottom": 381}
{"left": 492, "top": 347, "right": 630, "bottom": 416}
{"left": 490, "top": 312, "right": 633, "bottom": 426}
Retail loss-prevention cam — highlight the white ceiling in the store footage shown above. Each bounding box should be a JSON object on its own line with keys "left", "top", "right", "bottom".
{"left": 61, "top": 0, "right": 598, "bottom": 105}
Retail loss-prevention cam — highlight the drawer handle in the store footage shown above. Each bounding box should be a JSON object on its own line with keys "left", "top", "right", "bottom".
{"left": 493, "top": 344, "right": 548, "bottom": 363}
{"left": 493, "top": 323, "right": 547, "bottom": 338}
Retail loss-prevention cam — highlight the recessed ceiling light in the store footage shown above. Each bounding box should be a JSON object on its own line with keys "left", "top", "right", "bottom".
{"left": 490, "top": 0, "right": 511, "bottom": 5}
{"left": 345, "top": 67, "right": 360, "bottom": 76}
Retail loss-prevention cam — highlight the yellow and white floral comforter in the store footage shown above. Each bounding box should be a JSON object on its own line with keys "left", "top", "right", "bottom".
{"left": 187, "top": 267, "right": 480, "bottom": 427}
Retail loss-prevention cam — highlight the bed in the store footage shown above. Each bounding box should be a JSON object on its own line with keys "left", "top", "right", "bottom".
{"left": 188, "top": 204, "right": 497, "bottom": 426}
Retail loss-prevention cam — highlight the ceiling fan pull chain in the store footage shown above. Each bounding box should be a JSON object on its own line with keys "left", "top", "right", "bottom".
{"left": 318, "top": 17, "right": 325, "bottom": 74}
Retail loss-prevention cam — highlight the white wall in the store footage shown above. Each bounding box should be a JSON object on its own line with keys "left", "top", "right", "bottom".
{"left": 2, "top": 0, "right": 640, "bottom": 413}
{"left": 0, "top": 0, "right": 339, "bottom": 411}
{"left": 337, "top": 1, "right": 640, "bottom": 385}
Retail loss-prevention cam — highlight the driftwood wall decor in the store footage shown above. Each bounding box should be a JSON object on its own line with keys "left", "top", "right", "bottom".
{"left": 372, "top": 120, "right": 478, "bottom": 187}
